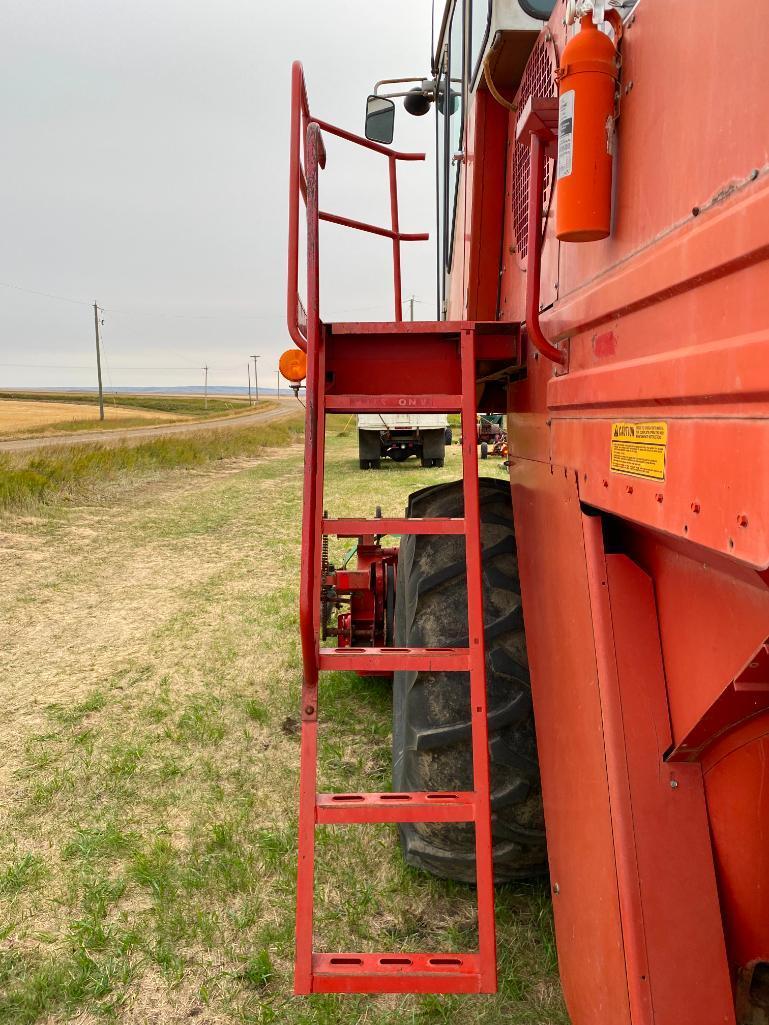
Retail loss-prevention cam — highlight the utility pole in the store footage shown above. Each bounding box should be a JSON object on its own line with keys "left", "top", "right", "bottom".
{"left": 408, "top": 295, "right": 415, "bottom": 322}
{"left": 276, "top": 371, "right": 280, "bottom": 398}
{"left": 93, "top": 302, "right": 104, "bottom": 420}
{"left": 251, "top": 354, "right": 260, "bottom": 403}
{"left": 247, "top": 362, "right": 252, "bottom": 405}
{"left": 204, "top": 365, "right": 208, "bottom": 410}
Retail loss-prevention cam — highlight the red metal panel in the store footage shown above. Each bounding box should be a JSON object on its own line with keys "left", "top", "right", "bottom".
{"left": 510, "top": 458, "right": 631, "bottom": 1025}
{"left": 311, "top": 952, "right": 482, "bottom": 994}
{"left": 703, "top": 715, "right": 769, "bottom": 969}
{"left": 621, "top": 532, "right": 769, "bottom": 751}
{"left": 552, "top": 417, "right": 769, "bottom": 569}
{"left": 322, "top": 518, "right": 465, "bottom": 537}
{"left": 592, "top": 541, "right": 735, "bottom": 1025}
{"left": 318, "top": 647, "right": 470, "bottom": 672}
{"left": 553, "top": 2, "right": 769, "bottom": 306}
{"left": 325, "top": 334, "right": 462, "bottom": 398}
{"left": 325, "top": 395, "right": 463, "bottom": 413}
{"left": 316, "top": 791, "right": 475, "bottom": 824}
{"left": 463, "top": 91, "right": 509, "bottom": 321}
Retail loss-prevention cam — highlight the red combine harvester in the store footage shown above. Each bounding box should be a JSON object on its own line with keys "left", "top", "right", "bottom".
{"left": 280, "top": 1, "right": 769, "bottom": 1020}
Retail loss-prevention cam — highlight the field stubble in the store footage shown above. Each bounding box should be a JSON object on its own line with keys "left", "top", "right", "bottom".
{"left": 0, "top": 418, "right": 565, "bottom": 1025}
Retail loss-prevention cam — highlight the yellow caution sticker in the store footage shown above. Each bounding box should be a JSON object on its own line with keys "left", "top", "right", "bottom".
{"left": 610, "top": 421, "right": 667, "bottom": 481}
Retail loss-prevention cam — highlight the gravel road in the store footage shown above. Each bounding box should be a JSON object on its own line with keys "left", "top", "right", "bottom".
{"left": 0, "top": 398, "right": 299, "bottom": 452}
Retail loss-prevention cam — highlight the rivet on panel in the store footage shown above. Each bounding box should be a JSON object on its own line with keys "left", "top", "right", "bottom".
{"left": 670, "top": 779, "right": 678, "bottom": 790}
{"left": 602, "top": 479, "right": 609, "bottom": 488}
{"left": 737, "top": 514, "right": 749, "bottom": 527}
{"left": 625, "top": 485, "right": 633, "bottom": 495}
{"left": 655, "top": 493, "right": 664, "bottom": 503}
{"left": 691, "top": 502, "right": 700, "bottom": 514}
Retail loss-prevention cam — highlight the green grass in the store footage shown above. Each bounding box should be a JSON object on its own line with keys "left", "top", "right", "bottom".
{"left": 0, "top": 414, "right": 304, "bottom": 513}
{"left": 0, "top": 425, "right": 564, "bottom": 1024}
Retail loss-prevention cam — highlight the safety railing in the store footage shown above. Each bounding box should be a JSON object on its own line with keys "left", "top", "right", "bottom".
{"left": 287, "top": 60, "right": 429, "bottom": 352}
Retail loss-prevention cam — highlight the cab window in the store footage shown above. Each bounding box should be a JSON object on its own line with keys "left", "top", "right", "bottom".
{"left": 470, "top": 0, "right": 491, "bottom": 86}
{"left": 445, "top": 0, "right": 464, "bottom": 271}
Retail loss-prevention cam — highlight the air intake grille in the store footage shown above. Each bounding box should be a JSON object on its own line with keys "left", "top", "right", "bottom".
{"left": 512, "top": 34, "right": 556, "bottom": 263}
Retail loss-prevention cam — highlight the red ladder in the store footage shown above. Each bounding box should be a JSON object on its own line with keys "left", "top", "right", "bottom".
{"left": 287, "top": 77, "right": 512, "bottom": 994}
{"left": 294, "top": 322, "right": 497, "bottom": 993}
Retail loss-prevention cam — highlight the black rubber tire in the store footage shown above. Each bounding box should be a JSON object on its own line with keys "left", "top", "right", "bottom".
{"left": 392, "top": 478, "right": 546, "bottom": 883}
{"left": 480, "top": 441, "right": 489, "bottom": 460}
{"left": 359, "top": 459, "right": 369, "bottom": 469}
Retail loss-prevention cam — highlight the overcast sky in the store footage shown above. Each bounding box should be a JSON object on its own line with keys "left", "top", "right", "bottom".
{"left": 0, "top": 0, "right": 437, "bottom": 392}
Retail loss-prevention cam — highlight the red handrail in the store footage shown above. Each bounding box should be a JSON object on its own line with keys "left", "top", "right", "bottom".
{"left": 525, "top": 133, "right": 567, "bottom": 366}
{"left": 287, "top": 60, "right": 429, "bottom": 352}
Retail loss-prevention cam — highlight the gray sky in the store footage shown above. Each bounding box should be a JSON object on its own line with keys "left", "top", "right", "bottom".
{"left": 0, "top": 0, "right": 437, "bottom": 392}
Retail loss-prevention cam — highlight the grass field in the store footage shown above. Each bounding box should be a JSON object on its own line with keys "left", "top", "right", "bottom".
{"left": 0, "top": 393, "right": 272, "bottom": 441}
{"left": 0, "top": 421, "right": 566, "bottom": 1024}
{"left": 0, "top": 413, "right": 300, "bottom": 513}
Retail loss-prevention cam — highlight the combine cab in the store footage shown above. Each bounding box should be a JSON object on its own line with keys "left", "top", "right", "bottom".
{"left": 281, "top": 1, "right": 769, "bottom": 1020}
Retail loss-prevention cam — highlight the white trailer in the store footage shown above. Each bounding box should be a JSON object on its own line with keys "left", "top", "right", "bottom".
{"left": 357, "top": 412, "right": 450, "bottom": 469}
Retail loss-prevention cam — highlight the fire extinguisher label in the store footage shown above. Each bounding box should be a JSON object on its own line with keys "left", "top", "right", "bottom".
{"left": 557, "top": 90, "right": 575, "bottom": 179}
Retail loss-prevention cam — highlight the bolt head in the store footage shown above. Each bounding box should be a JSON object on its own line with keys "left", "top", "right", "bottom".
{"left": 670, "top": 779, "right": 679, "bottom": 789}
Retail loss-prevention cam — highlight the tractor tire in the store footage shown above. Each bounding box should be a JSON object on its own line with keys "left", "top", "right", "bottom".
{"left": 480, "top": 441, "right": 489, "bottom": 460}
{"left": 392, "top": 478, "right": 546, "bottom": 883}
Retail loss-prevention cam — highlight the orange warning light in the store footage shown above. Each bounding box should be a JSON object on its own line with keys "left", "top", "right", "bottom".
{"left": 279, "top": 348, "right": 307, "bottom": 383}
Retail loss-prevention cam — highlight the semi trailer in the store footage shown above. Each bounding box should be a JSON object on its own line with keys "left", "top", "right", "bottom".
{"left": 357, "top": 412, "right": 450, "bottom": 468}
{"left": 280, "top": 0, "right": 769, "bottom": 1020}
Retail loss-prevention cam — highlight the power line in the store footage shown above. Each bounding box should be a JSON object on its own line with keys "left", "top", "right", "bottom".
{"left": 0, "top": 280, "right": 91, "bottom": 306}
{"left": 0, "top": 362, "right": 208, "bottom": 370}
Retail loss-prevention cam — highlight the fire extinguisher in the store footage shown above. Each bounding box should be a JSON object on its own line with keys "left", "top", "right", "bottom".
{"left": 555, "top": 12, "right": 621, "bottom": 242}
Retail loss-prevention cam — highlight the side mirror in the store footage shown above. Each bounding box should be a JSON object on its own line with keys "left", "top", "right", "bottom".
{"left": 365, "top": 95, "right": 395, "bottom": 145}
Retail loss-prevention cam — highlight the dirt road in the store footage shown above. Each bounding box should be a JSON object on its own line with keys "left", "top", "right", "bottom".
{"left": 0, "top": 396, "right": 298, "bottom": 452}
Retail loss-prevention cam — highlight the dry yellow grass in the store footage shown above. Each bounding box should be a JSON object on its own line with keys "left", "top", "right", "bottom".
{"left": 0, "top": 399, "right": 177, "bottom": 435}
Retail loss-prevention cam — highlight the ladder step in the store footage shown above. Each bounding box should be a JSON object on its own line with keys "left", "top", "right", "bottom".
{"left": 311, "top": 952, "right": 483, "bottom": 994}
{"left": 318, "top": 647, "right": 470, "bottom": 671}
{"left": 323, "top": 517, "right": 465, "bottom": 536}
{"left": 324, "top": 394, "right": 462, "bottom": 413}
{"left": 316, "top": 791, "right": 476, "bottom": 824}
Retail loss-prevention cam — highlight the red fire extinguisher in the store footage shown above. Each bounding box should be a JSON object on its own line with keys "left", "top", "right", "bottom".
{"left": 555, "top": 13, "right": 621, "bottom": 242}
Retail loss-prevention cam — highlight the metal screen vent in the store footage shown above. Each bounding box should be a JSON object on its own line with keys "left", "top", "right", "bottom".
{"left": 512, "top": 34, "right": 556, "bottom": 263}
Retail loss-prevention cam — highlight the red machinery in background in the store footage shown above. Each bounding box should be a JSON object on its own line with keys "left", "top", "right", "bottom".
{"left": 282, "top": 2, "right": 769, "bottom": 1021}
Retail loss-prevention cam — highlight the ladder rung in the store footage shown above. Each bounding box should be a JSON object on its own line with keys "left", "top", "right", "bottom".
{"left": 318, "top": 647, "right": 470, "bottom": 672}
{"left": 316, "top": 791, "right": 475, "bottom": 824}
{"left": 311, "top": 952, "right": 483, "bottom": 994}
{"left": 323, "top": 517, "right": 465, "bottom": 537}
{"left": 324, "top": 394, "right": 463, "bottom": 413}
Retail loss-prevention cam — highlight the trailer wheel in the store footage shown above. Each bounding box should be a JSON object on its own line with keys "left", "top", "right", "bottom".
{"left": 392, "top": 478, "right": 546, "bottom": 883}
{"left": 480, "top": 441, "right": 489, "bottom": 459}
